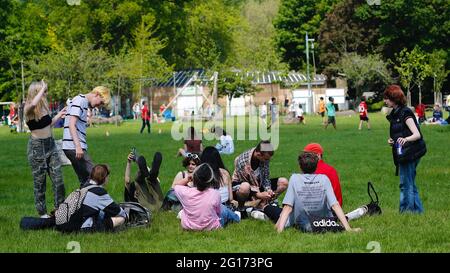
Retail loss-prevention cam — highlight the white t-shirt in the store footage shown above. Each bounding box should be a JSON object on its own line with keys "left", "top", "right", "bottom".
{"left": 295, "top": 108, "right": 304, "bottom": 117}
{"left": 219, "top": 135, "right": 234, "bottom": 154}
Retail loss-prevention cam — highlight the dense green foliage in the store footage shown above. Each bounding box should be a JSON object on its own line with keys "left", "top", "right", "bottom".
{"left": 0, "top": 0, "right": 448, "bottom": 104}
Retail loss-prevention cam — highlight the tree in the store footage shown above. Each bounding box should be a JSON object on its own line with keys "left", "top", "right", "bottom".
{"left": 127, "top": 15, "right": 172, "bottom": 118}
{"left": 0, "top": 1, "right": 50, "bottom": 101}
{"left": 394, "top": 48, "right": 417, "bottom": 107}
{"left": 27, "top": 41, "right": 113, "bottom": 100}
{"left": 334, "top": 53, "right": 391, "bottom": 103}
{"left": 428, "top": 50, "right": 449, "bottom": 105}
{"left": 411, "top": 47, "right": 431, "bottom": 105}
{"left": 370, "top": 0, "right": 449, "bottom": 64}
{"left": 184, "top": 0, "right": 240, "bottom": 70}
{"left": 107, "top": 47, "right": 134, "bottom": 124}
{"left": 233, "top": 0, "right": 287, "bottom": 72}
{"left": 274, "top": 0, "right": 337, "bottom": 70}
{"left": 318, "top": 0, "right": 381, "bottom": 77}
{"left": 217, "top": 70, "right": 261, "bottom": 115}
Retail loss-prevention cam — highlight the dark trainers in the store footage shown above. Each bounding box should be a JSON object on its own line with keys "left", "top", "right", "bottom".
{"left": 137, "top": 156, "right": 150, "bottom": 178}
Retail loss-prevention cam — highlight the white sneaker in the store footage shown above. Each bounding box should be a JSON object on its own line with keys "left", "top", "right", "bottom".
{"left": 234, "top": 211, "right": 241, "bottom": 220}
{"left": 40, "top": 214, "right": 51, "bottom": 219}
{"left": 250, "top": 210, "right": 268, "bottom": 221}
{"left": 177, "top": 210, "right": 182, "bottom": 220}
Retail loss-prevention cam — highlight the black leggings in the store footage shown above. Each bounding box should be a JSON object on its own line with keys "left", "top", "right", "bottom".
{"left": 263, "top": 205, "right": 283, "bottom": 223}
{"left": 140, "top": 119, "right": 150, "bottom": 133}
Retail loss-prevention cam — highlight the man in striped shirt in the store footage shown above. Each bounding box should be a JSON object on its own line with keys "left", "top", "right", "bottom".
{"left": 63, "top": 86, "right": 110, "bottom": 186}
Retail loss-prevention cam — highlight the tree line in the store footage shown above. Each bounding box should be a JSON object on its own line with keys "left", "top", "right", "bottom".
{"left": 0, "top": 0, "right": 448, "bottom": 105}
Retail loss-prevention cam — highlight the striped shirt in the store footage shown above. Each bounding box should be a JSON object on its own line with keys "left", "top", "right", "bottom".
{"left": 63, "top": 95, "right": 89, "bottom": 150}
{"left": 80, "top": 181, "right": 126, "bottom": 229}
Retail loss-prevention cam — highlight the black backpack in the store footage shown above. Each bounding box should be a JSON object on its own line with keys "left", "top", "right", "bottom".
{"left": 119, "top": 202, "right": 151, "bottom": 228}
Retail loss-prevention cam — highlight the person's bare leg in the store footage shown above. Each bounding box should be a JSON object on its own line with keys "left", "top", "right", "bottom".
{"left": 359, "top": 120, "right": 363, "bottom": 130}
{"left": 275, "top": 177, "right": 289, "bottom": 196}
{"left": 236, "top": 182, "right": 251, "bottom": 209}
{"left": 111, "top": 217, "right": 125, "bottom": 227}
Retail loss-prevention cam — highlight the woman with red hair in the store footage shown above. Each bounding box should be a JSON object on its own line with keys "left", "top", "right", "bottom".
{"left": 384, "top": 85, "right": 426, "bottom": 214}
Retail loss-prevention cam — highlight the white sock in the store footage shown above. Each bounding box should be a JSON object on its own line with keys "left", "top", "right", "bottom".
{"left": 345, "top": 206, "right": 367, "bottom": 221}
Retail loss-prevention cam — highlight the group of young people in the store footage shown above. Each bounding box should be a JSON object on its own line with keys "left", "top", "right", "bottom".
{"left": 23, "top": 79, "right": 425, "bottom": 234}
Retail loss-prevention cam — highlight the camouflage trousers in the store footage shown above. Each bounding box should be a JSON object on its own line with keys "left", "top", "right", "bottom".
{"left": 27, "top": 137, "right": 65, "bottom": 215}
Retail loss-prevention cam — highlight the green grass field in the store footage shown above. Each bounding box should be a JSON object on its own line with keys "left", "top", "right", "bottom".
{"left": 1, "top": 112, "right": 449, "bottom": 253}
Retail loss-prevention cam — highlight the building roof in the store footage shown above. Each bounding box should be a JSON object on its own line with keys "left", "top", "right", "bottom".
{"left": 155, "top": 69, "right": 326, "bottom": 88}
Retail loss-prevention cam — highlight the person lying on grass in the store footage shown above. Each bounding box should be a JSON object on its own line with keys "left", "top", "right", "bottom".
{"left": 271, "top": 152, "right": 361, "bottom": 233}
{"left": 173, "top": 163, "right": 240, "bottom": 231}
{"left": 124, "top": 151, "right": 164, "bottom": 214}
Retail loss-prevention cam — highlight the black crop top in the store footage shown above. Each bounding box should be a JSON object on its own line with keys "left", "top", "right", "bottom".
{"left": 26, "top": 114, "right": 52, "bottom": 130}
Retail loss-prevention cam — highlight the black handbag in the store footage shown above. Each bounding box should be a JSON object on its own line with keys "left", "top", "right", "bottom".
{"left": 366, "top": 182, "right": 382, "bottom": 215}
{"left": 395, "top": 138, "right": 427, "bottom": 164}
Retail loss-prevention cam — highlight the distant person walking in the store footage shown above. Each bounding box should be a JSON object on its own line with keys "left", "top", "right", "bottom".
{"left": 384, "top": 85, "right": 426, "bottom": 214}
{"left": 318, "top": 97, "right": 326, "bottom": 124}
{"left": 140, "top": 101, "right": 150, "bottom": 134}
{"left": 132, "top": 102, "right": 141, "bottom": 120}
{"left": 325, "top": 97, "right": 336, "bottom": 129}
{"left": 358, "top": 97, "right": 371, "bottom": 130}
{"left": 260, "top": 102, "right": 267, "bottom": 120}
{"left": 25, "top": 80, "right": 67, "bottom": 218}
{"left": 268, "top": 97, "right": 278, "bottom": 129}
{"left": 63, "top": 86, "right": 111, "bottom": 186}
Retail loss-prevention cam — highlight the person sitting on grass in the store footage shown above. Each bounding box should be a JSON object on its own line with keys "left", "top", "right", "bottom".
{"left": 177, "top": 126, "right": 203, "bottom": 157}
{"left": 161, "top": 153, "right": 201, "bottom": 211}
{"left": 430, "top": 103, "right": 443, "bottom": 123}
{"left": 302, "top": 143, "right": 380, "bottom": 221}
{"left": 213, "top": 126, "right": 234, "bottom": 155}
{"left": 271, "top": 152, "right": 361, "bottom": 233}
{"left": 200, "top": 146, "right": 237, "bottom": 208}
{"left": 173, "top": 163, "right": 240, "bottom": 231}
{"left": 124, "top": 151, "right": 164, "bottom": 214}
{"left": 80, "top": 164, "right": 127, "bottom": 232}
{"left": 231, "top": 141, "right": 288, "bottom": 214}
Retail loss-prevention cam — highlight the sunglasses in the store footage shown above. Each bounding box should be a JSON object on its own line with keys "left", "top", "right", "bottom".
{"left": 186, "top": 153, "right": 199, "bottom": 160}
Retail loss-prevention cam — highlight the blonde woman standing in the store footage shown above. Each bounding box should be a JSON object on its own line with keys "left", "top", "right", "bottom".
{"left": 24, "top": 80, "right": 67, "bottom": 218}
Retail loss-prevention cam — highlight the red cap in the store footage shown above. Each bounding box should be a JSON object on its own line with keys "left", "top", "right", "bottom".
{"left": 303, "top": 143, "right": 323, "bottom": 155}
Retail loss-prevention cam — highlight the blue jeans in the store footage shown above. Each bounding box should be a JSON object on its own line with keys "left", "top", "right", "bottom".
{"left": 399, "top": 159, "right": 424, "bottom": 213}
{"left": 220, "top": 204, "right": 240, "bottom": 227}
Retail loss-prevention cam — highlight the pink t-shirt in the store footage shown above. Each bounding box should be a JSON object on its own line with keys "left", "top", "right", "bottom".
{"left": 174, "top": 185, "right": 221, "bottom": 231}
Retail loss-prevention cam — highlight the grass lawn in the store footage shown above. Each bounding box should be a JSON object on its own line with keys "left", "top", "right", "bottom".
{"left": 0, "top": 112, "right": 449, "bottom": 253}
